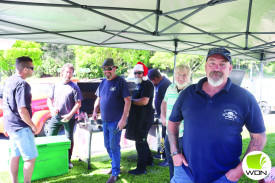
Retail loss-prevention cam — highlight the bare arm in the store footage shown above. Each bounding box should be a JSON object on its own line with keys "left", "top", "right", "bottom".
{"left": 47, "top": 97, "right": 53, "bottom": 109}
{"left": 168, "top": 120, "right": 180, "bottom": 154}
{"left": 132, "top": 97, "right": 150, "bottom": 106}
{"left": 61, "top": 101, "right": 82, "bottom": 121}
{"left": 117, "top": 96, "right": 131, "bottom": 130}
{"left": 47, "top": 97, "right": 59, "bottom": 116}
{"left": 18, "top": 107, "right": 37, "bottom": 133}
{"left": 168, "top": 120, "right": 188, "bottom": 166}
{"left": 92, "top": 97, "right": 100, "bottom": 121}
{"left": 160, "top": 99, "right": 167, "bottom": 126}
{"left": 226, "top": 132, "right": 266, "bottom": 181}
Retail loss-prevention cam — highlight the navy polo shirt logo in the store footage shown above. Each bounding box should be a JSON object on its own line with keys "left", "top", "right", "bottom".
{"left": 110, "top": 87, "right": 116, "bottom": 91}
{"left": 222, "top": 109, "right": 237, "bottom": 121}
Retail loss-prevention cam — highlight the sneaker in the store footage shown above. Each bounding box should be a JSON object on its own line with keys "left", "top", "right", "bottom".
{"left": 106, "top": 175, "right": 118, "bottom": 183}
{"left": 69, "top": 162, "right": 73, "bottom": 169}
{"left": 128, "top": 168, "right": 147, "bottom": 175}
{"left": 158, "top": 160, "right": 169, "bottom": 167}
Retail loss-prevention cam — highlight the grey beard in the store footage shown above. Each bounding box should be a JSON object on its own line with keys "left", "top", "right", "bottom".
{"left": 175, "top": 81, "right": 187, "bottom": 89}
{"left": 105, "top": 73, "right": 112, "bottom": 80}
{"left": 208, "top": 71, "right": 224, "bottom": 87}
{"left": 208, "top": 77, "right": 223, "bottom": 87}
{"left": 134, "top": 78, "right": 142, "bottom": 84}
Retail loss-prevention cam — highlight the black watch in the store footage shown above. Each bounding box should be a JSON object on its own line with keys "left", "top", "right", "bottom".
{"left": 171, "top": 151, "right": 180, "bottom": 157}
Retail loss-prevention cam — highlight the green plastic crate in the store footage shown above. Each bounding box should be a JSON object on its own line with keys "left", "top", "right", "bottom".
{"left": 15, "top": 135, "right": 71, "bottom": 183}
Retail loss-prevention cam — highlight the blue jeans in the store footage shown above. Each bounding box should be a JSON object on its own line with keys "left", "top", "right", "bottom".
{"left": 102, "top": 121, "right": 122, "bottom": 176}
{"left": 171, "top": 165, "right": 238, "bottom": 183}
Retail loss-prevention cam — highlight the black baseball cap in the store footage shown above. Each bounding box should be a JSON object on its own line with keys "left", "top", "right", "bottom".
{"left": 206, "top": 47, "right": 232, "bottom": 64}
{"left": 148, "top": 69, "right": 160, "bottom": 80}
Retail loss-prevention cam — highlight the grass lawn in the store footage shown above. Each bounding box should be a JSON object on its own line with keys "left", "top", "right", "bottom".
{"left": 0, "top": 123, "right": 274, "bottom": 183}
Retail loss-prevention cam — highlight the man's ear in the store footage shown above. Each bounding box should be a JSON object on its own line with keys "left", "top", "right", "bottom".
{"left": 229, "top": 64, "right": 233, "bottom": 73}
{"left": 22, "top": 67, "right": 28, "bottom": 74}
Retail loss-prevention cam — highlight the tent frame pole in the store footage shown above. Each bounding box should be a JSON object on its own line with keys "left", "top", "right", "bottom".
{"left": 173, "top": 39, "right": 178, "bottom": 83}
{"left": 259, "top": 52, "right": 264, "bottom": 105}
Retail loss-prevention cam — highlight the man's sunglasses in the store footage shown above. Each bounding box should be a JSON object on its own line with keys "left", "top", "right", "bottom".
{"left": 102, "top": 67, "right": 114, "bottom": 71}
{"left": 134, "top": 71, "right": 143, "bottom": 75}
{"left": 25, "top": 67, "right": 34, "bottom": 70}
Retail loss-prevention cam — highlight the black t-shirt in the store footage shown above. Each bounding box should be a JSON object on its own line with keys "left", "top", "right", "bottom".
{"left": 2, "top": 75, "right": 32, "bottom": 132}
{"left": 125, "top": 79, "right": 154, "bottom": 141}
{"left": 132, "top": 80, "right": 154, "bottom": 110}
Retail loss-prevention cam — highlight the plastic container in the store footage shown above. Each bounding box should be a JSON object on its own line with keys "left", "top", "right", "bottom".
{"left": 16, "top": 135, "right": 70, "bottom": 182}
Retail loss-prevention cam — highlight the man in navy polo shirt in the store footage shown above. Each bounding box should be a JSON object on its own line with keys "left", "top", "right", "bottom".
{"left": 168, "top": 47, "right": 266, "bottom": 183}
{"left": 92, "top": 58, "right": 131, "bottom": 183}
{"left": 148, "top": 69, "right": 171, "bottom": 166}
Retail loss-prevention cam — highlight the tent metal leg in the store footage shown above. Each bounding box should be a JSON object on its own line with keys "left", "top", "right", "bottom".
{"left": 173, "top": 39, "right": 178, "bottom": 83}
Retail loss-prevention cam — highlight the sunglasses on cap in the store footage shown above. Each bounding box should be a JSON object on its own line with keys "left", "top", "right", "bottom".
{"left": 25, "top": 66, "right": 34, "bottom": 70}
{"left": 102, "top": 67, "right": 114, "bottom": 71}
{"left": 134, "top": 71, "right": 144, "bottom": 75}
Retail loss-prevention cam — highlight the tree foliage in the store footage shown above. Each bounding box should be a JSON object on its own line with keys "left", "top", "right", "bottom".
{"left": 0, "top": 40, "right": 42, "bottom": 76}
{"left": 149, "top": 52, "right": 205, "bottom": 76}
{"left": 265, "top": 62, "right": 275, "bottom": 74}
{"left": 72, "top": 46, "right": 152, "bottom": 78}
{"left": 2, "top": 40, "right": 275, "bottom": 81}
{"left": 35, "top": 43, "right": 75, "bottom": 77}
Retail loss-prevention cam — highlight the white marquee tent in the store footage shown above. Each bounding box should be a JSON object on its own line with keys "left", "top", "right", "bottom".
{"left": 1, "top": 0, "right": 275, "bottom": 62}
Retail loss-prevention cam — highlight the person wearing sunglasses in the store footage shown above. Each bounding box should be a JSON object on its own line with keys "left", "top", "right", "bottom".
{"left": 125, "top": 62, "right": 154, "bottom": 175}
{"left": 92, "top": 58, "right": 131, "bottom": 183}
{"left": 47, "top": 63, "right": 83, "bottom": 169}
{"left": 1, "top": 57, "right": 37, "bottom": 183}
{"left": 168, "top": 47, "right": 266, "bottom": 183}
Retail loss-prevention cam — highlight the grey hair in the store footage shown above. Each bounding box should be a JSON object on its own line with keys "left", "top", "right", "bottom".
{"left": 175, "top": 64, "right": 191, "bottom": 76}
{"left": 61, "top": 63, "right": 74, "bottom": 73}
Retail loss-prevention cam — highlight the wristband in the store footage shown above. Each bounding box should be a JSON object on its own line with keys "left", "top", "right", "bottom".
{"left": 171, "top": 151, "right": 180, "bottom": 157}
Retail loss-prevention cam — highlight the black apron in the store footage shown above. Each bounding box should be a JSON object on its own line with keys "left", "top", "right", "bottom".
{"left": 125, "top": 104, "right": 154, "bottom": 141}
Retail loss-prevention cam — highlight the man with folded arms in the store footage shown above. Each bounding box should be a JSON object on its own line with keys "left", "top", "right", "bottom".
{"left": 126, "top": 62, "right": 154, "bottom": 175}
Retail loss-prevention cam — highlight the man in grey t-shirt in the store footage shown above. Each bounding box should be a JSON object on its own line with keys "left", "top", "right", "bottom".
{"left": 47, "top": 63, "right": 83, "bottom": 169}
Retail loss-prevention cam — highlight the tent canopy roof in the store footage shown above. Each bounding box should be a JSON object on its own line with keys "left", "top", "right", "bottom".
{"left": 1, "top": 0, "right": 275, "bottom": 61}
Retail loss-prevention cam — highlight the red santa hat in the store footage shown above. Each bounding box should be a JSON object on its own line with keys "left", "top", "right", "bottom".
{"left": 133, "top": 62, "right": 148, "bottom": 80}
